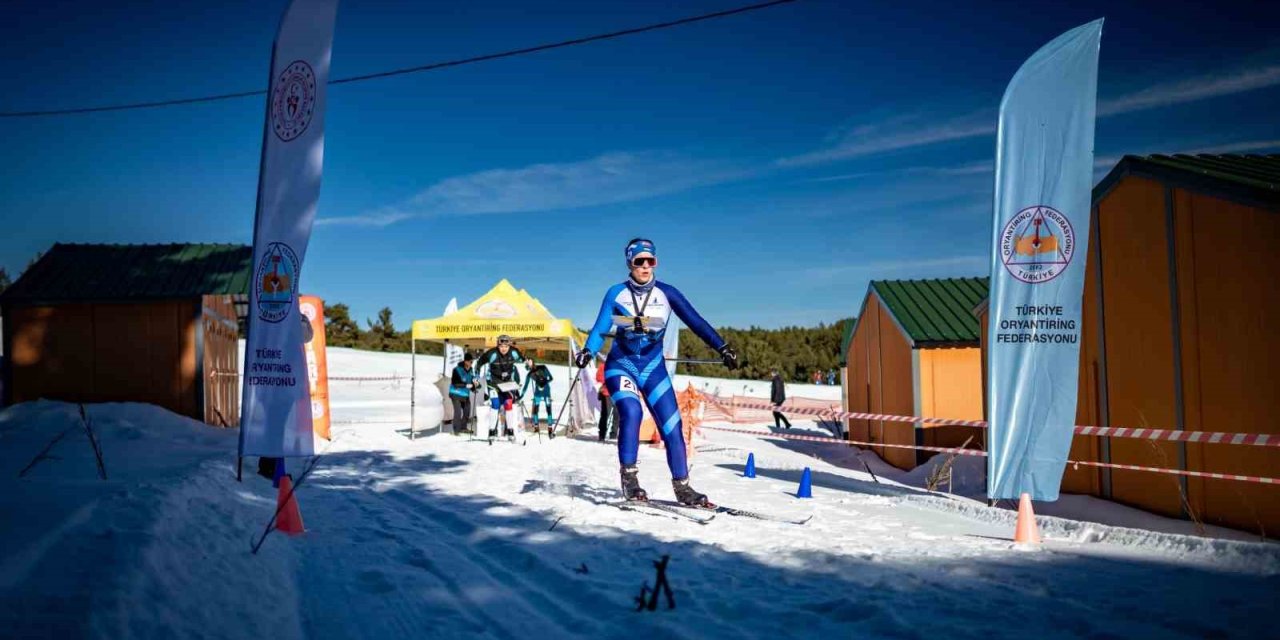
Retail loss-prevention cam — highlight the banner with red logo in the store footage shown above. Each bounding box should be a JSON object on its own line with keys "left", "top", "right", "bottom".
{"left": 987, "top": 19, "right": 1102, "bottom": 500}
{"left": 239, "top": 0, "right": 339, "bottom": 458}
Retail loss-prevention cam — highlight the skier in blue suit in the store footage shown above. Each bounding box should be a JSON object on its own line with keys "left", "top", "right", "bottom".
{"left": 574, "top": 238, "right": 741, "bottom": 506}
{"left": 520, "top": 358, "right": 555, "bottom": 435}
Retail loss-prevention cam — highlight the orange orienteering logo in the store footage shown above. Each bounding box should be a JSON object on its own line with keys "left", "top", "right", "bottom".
{"left": 256, "top": 242, "right": 299, "bottom": 323}
{"left": 1000, "top": 205, "right": 1075, "bottom": 284}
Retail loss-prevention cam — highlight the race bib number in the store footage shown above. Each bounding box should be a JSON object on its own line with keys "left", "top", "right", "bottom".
{"left": 618, "top": 377, "right": 638, "bottom": 394}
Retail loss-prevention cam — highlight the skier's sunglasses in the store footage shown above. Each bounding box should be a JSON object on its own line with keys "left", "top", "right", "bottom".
{"left": 630, "top": 256, "right": 657, "bottom": 268}
{"left": 497, "top": 338, "right": 513, "bottom": 345}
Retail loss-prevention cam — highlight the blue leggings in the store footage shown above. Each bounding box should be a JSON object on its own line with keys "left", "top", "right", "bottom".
{"left": 529, "top": 394, "right": 553, "bottom": 424}
{"left": 604, "top": 354, "right": 688, "bottom": 480}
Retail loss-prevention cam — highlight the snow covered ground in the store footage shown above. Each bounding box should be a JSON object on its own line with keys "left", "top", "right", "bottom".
{"left": 2, "top": 346, "right": 1278, "bottom": 639}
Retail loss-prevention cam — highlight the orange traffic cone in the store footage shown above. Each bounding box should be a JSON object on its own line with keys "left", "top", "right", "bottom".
{"left": 276, "top": 475, "right": 305, "bottom": 536}
{"left": 650, "top": 429, "right": 664, "bottom": 449}
{"left": 1014, "top": 492, "right": 1041, "bottom": 545}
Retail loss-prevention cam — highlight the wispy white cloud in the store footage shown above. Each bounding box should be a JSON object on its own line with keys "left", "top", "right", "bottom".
{"left": 1098, "top": 64, "right": 1280, "bottom": 117}
{"left": 318, "top": 151, "right": 752, "bottom": 227}
{"left": 806, "top": 160, "right": 994, "bottom": 183}
{"left": 787, "top": 61, "right": 1280, "bottom": 168}
{"left": 778, "top": 112, "right": 995, "bottom": 167}
{"left": 315, "top": 210, "right": 414, "bottom": 228}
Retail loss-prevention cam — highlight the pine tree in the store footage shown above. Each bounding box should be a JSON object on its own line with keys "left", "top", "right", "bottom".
{"left": 678, "top": 317, "right": 853, "bottom": 382}
{"left": 365, "top": 307, "right": 397, "bottom": 352}
{"left": 323, "top": 303, "right": 361, "bottom": 348}
{"left": 0, "top": 267, "right": 11, "bottom": 294}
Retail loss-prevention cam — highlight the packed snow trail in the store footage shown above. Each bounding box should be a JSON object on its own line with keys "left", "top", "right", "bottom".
{"left": 1, "top": 346, "right": 1278, "bottom": 639}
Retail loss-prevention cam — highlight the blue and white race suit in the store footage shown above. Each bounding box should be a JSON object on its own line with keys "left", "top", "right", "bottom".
{"left": 583, "top": 279, "right": 725, "bottom": 479}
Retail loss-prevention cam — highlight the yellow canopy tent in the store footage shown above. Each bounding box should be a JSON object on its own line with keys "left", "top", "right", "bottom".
{"left": 408, "top": 279, "right": 589, "bottom": 437}
{"left": 411, "top": 279, "right": 585, "bottom": 351}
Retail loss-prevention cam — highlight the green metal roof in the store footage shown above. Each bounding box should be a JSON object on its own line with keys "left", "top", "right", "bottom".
{"left": 1095, "top": 153, "right": 1280, "bottom": 211}
{"left": 870, "top": 277, "right": 989, "bottom": 346}
{"left": 0, "top": 243, "right": 253, "bottom": 304}
{"left": 1143, "top": 154, "right": 1280, "bottom": 191}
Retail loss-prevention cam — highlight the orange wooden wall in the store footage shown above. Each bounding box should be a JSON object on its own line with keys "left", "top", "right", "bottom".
{"left": 845, "top": 303, "right": 871, "bottom": 442}
{"left": 844, "top": 296, "right": 987, "bottom": 470}
{"left": 1095, "top": 177, "right": 1187, "bottom": 517}
{"left": 202, "top": 295, "right": 241, "bottom": 428}
{"left": 8, "top": 301, "right": 203, "bottom": 420}
{"left": 1168, "top": 188, "right": 1279, "bottom": 534}
{"left": 843, "top": 295, "right": 939, "bottom": 470}
{"left": 979, "top": 176, "right": 1279, "bottom": 536}
{"left": 918, "top": 348, "right": 984, "bottom": 451}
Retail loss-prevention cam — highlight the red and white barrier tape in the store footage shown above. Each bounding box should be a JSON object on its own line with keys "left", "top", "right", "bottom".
{"left": 701, "top": 392, "right": 1279, "bottom": 448}
{"left": 697, "top": 424, "right": 1280, "bottom": 485}
{"left": 700, "top": 424, "right": 986, "bottom": 457}
{"left": 1067, "top": 460, "right": 1279, "bottom": 485}
{"left": 210, "top": 372, "right": 404, "bottom": 382}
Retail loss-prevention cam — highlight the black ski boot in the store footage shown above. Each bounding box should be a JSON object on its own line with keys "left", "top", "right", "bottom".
{"left": 620, "top": 465, "right": 648, "bottom": 502}
{"left": 672, "top": 478, "right": 713, "bottom": 508}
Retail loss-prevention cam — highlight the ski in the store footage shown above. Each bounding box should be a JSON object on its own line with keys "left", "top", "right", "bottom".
{"left": 610, "top": 500, "right": 716, "bottom": 524}
{"left": 649, "top": 500, "right": 811, "bottom": 525}
{"left": 716, "top": 506, "right": 812, "bottom": 525}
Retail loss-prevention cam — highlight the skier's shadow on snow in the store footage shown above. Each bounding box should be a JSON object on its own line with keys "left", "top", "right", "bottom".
{"left": 519, "top": 478, "right": 619, "bottom": 504}
{"left": 712, "top": 462, "right": 933, "bottom": 499}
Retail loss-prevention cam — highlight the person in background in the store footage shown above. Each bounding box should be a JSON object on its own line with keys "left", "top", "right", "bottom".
{"left": 474, "top": 334, "right": 525, "bottom": 436}
{"left": 827, "top": 369, "right": 837, "bottom": 386}
{"left": 521, "top": 357, "right": 555, "bottom": 437}
{"left": 449, "top": 352, "right": 479, "bottom": 434}
{"left": 770, "top": 368, "right": 792, "bottom": 430}
{"left": 596, "top": 358, "right": 617, "bottom": 441}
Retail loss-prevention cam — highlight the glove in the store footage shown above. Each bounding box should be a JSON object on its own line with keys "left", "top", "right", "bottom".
{"left": 718, "top": 344, "right": 740, "bottom": 370}
{"left": 573, "top": 348, "right": 593, "bottom": 368}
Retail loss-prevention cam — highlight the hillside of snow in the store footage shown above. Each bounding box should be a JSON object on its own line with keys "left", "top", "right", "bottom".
{"left": 1, "top": 346, "right": 1277, "bottom": 639}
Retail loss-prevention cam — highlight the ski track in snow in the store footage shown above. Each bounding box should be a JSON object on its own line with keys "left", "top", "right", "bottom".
{"left": 1, "top": 346, "right": 1278, "bottom": 639}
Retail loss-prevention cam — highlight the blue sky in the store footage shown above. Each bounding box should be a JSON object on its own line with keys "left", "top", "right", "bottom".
{"left": 2, "top": 0, "right": 1278, "bottom": 330}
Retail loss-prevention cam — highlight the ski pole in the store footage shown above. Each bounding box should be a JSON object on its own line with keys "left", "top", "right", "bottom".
{"left": 666, "top": 358, "right": 722, "bottom": 365}
{"left": 549, "top": 370, "right": 584, "bottom": 433}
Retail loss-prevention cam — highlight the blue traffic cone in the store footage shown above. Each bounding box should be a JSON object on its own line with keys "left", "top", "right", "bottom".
{"left": 796, "top": 467, "right": 812, "bottom": 498}
{"left": 744, "top": 453, "right": 757, "bottom": 478}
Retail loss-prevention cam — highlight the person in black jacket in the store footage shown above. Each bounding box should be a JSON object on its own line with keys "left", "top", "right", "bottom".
{"left": 770, "top": 369, "right": 792, "bottom": 429}
{"left": 474, "top": 335, "right": 525, "bottom": 402}
{"left": 449, "top": 352, "right": 479, "bottom": 434}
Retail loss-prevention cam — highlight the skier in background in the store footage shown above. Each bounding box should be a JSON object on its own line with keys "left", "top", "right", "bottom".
{"left": 474, "top": 335, "right": 525, "bottom": 437}
{"left": 521, "top": 358, "right": 555, "bottom": 437}
{"left": 574, "top": 238, "right": 740, "bottom": 506}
